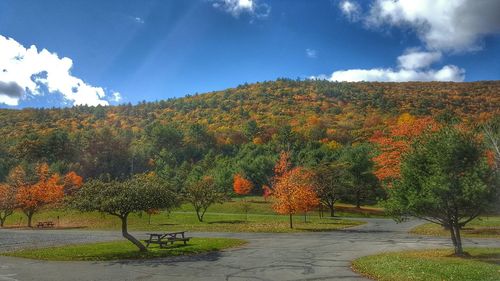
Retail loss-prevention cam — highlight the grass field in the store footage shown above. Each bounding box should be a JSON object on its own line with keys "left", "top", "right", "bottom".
{"left": 1, "top": 238, "right": 246, "bottom": 261}
{"left": 352, "top": 248, "right": 500, "bottom": 281}
{"left": 411, "top": 216, "right": 500, "bottom": 238}
{"left": 3, "top": 197, "right": 370, "bottom": 232}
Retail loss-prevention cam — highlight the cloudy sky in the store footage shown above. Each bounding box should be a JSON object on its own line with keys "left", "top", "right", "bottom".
{"left": 0, "top": 0, "right": 499, "bottom": 108}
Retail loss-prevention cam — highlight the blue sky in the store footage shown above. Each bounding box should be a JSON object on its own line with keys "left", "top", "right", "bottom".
{"left": 0, "top": 0, "right": 499, "bottom": 108}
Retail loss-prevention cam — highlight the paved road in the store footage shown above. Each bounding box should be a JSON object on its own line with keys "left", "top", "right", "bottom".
{"left": 0, "top": 218, "right": 498, "bottom": 281}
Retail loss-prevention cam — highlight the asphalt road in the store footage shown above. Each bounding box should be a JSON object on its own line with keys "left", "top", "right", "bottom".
{"left": 0, "top": 218, "right": 498, "bottom": 281}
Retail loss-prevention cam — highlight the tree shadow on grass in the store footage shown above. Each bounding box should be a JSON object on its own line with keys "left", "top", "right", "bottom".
{"left": 207, "top": 220, "right": 245, "bottom": 224}
{"left": 467, "top": 253, "right": 500, "bottom": 265}
{"left": 101, "top": 250, "right": 223, "bottom": 267}
{"left": 463, "top": 227, "right": 500, "bottom": 236}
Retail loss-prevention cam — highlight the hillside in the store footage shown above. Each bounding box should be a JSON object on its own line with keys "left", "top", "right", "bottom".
{"left": 0, "top": 79, "right": 498, "bottom": 183}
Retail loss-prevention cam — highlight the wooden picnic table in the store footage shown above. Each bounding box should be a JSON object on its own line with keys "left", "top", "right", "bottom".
{"left": 144, "top": 231, "right": 191, "bottom": 248}
{"left": 36, "top": 221, "right": 55, "bottom": 228}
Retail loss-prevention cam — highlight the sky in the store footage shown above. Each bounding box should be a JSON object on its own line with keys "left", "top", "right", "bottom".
{"left": 0, "top": 0, "right": 499, "bottom": 108}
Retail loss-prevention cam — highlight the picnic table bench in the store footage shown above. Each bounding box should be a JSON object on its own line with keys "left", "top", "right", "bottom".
{"left": 144, "top": 231, "right": 191, "bottom": 248}
{"left": 36, "top": 221, "right": 55, "bottom": 228}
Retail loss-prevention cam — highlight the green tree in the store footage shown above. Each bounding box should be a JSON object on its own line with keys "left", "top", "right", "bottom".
{"left": 314, "top": 162, "right": 353, "bottom": 217}
{"left": 386, "top": 127, "right": 497, "bottom": 256}
{"left": 243, "top": 120, "right": 259, "bottom": 141}
{"left": 340, "top": 144, "right": 380, "bottom": 208}
{"left": 183, "top": 174, "right": 228, "bottom": 222}
{"left": 73, "top": 174, "right": 178, "bottom": 252}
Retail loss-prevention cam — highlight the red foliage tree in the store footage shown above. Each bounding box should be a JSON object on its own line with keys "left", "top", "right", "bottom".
{"left": 370, "top": 114, "right": 439, "bottom": 183}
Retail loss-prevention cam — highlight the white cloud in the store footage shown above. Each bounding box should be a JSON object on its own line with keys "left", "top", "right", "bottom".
{"left": 339, "top": 0, "right": 361, "bottom": 21}
{"left": 327, "top": 1, "right": 500, "bottom": 82}
{"left": 0, "top": 35, "right": 111, "bottom": 106}
{"left": 306, "top": 48, "right": 317, "bottom": 59}
{"left": 133, "top": 17, "right": 145, "bottom": 24}
{"left": 397, "top": 49, "right": 442, "bottom": 69}
{"left": 327, "top": 65, "right": 464, "bottom": 82}
{"left": 366, "top": 0, "right": 500, "bottom": 52}
{"left": 317, "top": 49, "right": 464, "bottom": 82}
{"left": 111, "top": 92, "right": 122, "bottom": 102}
{"left": 212, "top": 0, "right": 270, "bottom": 18}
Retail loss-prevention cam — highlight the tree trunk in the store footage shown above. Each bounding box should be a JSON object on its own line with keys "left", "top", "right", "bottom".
{"left": 329, "top": 205, "right": 335, "bottom": 217}
{"left": 194, "top": 206, "right": 204, "bottom": 222}
{"left": 27, "top": 212, "right": 33, "bottom": 228}
{"left": 120, "top": 215, "right": 147, "bottom": 252}
{"left": 289, "top": 213, "right": 293, "bottom": 229}
{"left": 452, "top": 225, "right": 464, "bottom": 255}
{"left": 448, "top": 223, "right": 457, "bottom": 247}
{"left": 0, "top": 211, "right": 10, "bottom": 227}
{"left": 356, "top": 190, "right": 361, "bottom": 208}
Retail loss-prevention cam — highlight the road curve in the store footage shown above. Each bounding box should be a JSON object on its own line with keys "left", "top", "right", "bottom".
{"left": 0, "top": 218, "right": 499, "bottom": 281}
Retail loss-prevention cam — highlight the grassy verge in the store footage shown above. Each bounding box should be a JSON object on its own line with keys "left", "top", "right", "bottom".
{"left": 411, "top": 217, "right": 500, "bottom": 238}
{"left": 2, "top": 238, "right": 246, "bottom": 261}
{"left": 3, "top": 197, "right": 369, "bottom": 232}
{"left": 4, "top": 210, "right": 364, "bottom": 233}
{"left": 352, "top": 248, "right": 500, "bottom": 281}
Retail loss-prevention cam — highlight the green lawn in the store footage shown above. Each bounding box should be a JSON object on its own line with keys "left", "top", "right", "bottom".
{"left": 2, "top": 197, "right": 369, "bottom": 233}
{"left": 2, "top": 238, "right": 246, "bottom": 261}
{"left": 352, "top": 248, "right": 500, "bottom": 281}
{"left": 411, "top": 217, "right": 500, "bottom": 238}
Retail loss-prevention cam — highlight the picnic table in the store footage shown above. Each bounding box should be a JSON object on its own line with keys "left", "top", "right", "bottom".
{"left": 144, "top": 231, "right": 191, "bottom": 248}
{"left": 36, "top": 221, "right": 55, "bottom": 228}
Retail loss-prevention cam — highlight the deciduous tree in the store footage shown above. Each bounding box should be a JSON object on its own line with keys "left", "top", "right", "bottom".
{"left": 62, "top": 171, "right": 83, "bottom": 195}
{"left": 233, "top": 173, "right": 253, "bottom": 220}
{"left": 386, "top": 127, "right": 497, "bottom": 256}
{"left": 370, "top": 115, "right": 439, "bottom": 183}
{"left": 0, "top": 166, "right": 26, "bottom": 227}
{"left": 73, "top": 173, "right": 178, "bottom": 252}
{"left": 313, "top": 162, "right": 352, "bottom": 217}
{"left": 184, "top": 176, "right": 227, "bottom": 222}
{"left": 16, "top": 163, "right": 64, "bottom": 227}
{"left": 272, "top": 167, "right": 319, "bottom": 228}
{"left": 233, "top": 174, "right": 253, "bottom": 195}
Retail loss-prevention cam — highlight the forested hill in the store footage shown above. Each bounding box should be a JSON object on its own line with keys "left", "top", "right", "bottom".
{"left": 0, "top": 79, "right": 499, "bottom": 183}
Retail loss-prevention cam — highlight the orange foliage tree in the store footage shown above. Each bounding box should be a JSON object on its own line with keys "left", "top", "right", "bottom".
{"left": 16, "top": 163, "right": 64, "bottom": 227}
{"left": 0, "top": 166, "right": 26, "bottom": 227}
{"left": 273, "top": 151, "right": 291, "bottom": 181}
{"left": 63, "top": 171, "right": 83, "bottom": 195}
{"left": 272, "top": 167, "right": 319, "bottom": 228}
{"left": 370, "top": 114, "right": 439, "bottom": 184}
{"left": 233, "top": 174, "right": 253, "bottom": 195}
{"left": 233, "top": 173, "right": 253, "bottom": 220}
{"left": 0, "top": 183, "right": 16, "bottom": 227}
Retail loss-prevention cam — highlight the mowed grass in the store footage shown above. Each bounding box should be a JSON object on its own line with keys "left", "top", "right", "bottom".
{"left": 352, "top": 248, "right": 500, "bottom": 281}
{"left": 411, "top": 216, "right": 500, "bottom": 238}
{"left": 2, "top": 238, "right": 246, "bottom": 261}
{"left": 4, "top": 209, "right": 363, "bottom": 233}
{"left": 3, "top": 197, "right": 367, "bottom": 233}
